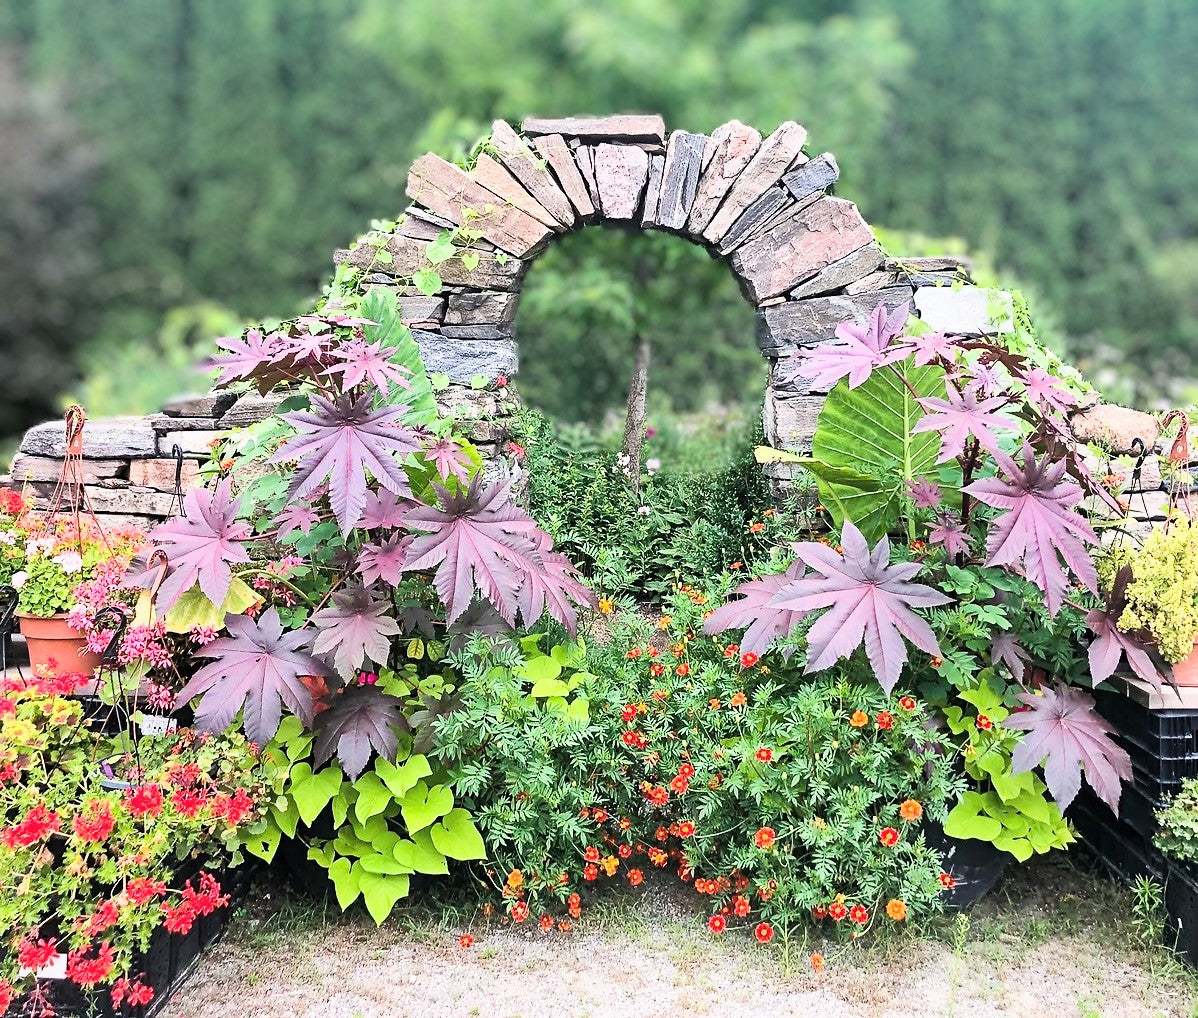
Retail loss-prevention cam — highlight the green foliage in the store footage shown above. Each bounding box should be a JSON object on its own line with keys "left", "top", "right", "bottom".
{"left": 1156, "top": 778, "right": 1198, "bottom": 866}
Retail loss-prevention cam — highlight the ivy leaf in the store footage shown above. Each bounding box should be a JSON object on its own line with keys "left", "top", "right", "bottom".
{"left": 789, "top": 301, "right": 911, "bottom": 391}
{"left": 149, "top": 477, "right": 252, "bottom": 611}
{"left": 310, "top": 584, "right": 402, "bottom": 678}
{"left": 1085, "top": 608, "right": 1166, "bottom": 689}
{"left": 273, "top": 393, "right": 423, "bottom": 535}
{"left": 772, "top": 520, "right": 952, "bottom": 693}
{"left": 325, "top": 337, "right": 412, "bottom": 396}
{"left": 913, "top": 381, "right": 1020, "bottom": 462}
{"left": 702, "top": 563, "right": 808, "bottom": 659}
{"left": 1004, "top": 682, "right": 1132, "bottom": 811}
{"left": 412, "top": 268, "right": 441, "bottom": 297}
{"left": 313, "top": 686, "right": 408, "bottom": 780}
{"left": 174, "top": 608, "right": 327, "bottom": 746}
{"left": 403, "top": 477, "right": 593, "bottom": 631}
{"left": 357, "top": 535, "right": 411, "bottom": 587}
{"left": 963, "top": 443, "right": 1098, "bottom": 616}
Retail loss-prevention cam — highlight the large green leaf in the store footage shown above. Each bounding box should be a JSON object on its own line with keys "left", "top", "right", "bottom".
{"left": 809, "top": 359, "right": 946, "bottom": 541}
{"left": 359, "top": 287, "right": 439, "bottom": 426}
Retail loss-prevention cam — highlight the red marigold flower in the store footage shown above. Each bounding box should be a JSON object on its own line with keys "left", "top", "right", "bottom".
{"left": 849, "top": 905, "right": 869, "bottom": 925}
{"left": 976, "top": 713, "right": 993, "bottom": 731}
{"left": 740, "top": 652, "right": 760, "bottom": 669}
{"left": 754, "top": 827, "right": 776, "bottom": 850}
{"left": 568, "top": 893, "right": 581, "bottom": 909}
{"left": 647, "top": 646, "right": 660, "bottom": 658}
{"left": 875, "top": 710, "right": 894, "bottom": 730}
{"left": 749, "top": 522, "right": 766, "bottom": 534}
{"left": 649, "top": 663, "right": 666, "bottom": 678}
{"left": 849, "top": 710, "right": 869, "bottom": 728}
{"left": 723, "top": 643, "right": 739, "bottom": 659}
{"left": 618, "top": 844, "right": 632, "bottom": 859}
{"left": 879, "top": 827, "right": 899, "bottom": 847}
{"left": 627, "top": 868, "right": 644, "bottom": 887}
{"left": 939, "top": 872, "right": 956, "bottom": 890}
{"left": 886, "top": 899, "right": 907, "bottom": 921}
{"left": 539, "top": 914, "right": 554, "bottom": 931}
{"left": 625, "top": 648, "right": 642, "bottom": 661}
{"left": 459, "top": 934, "right": 474, "bottom": 948}
{"left": 677, "top": 820, "right": 695, "bottom": 838}
{"left": 510, "top": 901, "right": 530, "bottom": 923}
{"left": 899, "top": 695, "right": 917, "bottom": 711}
{"left": 810, "top": 952, "right": 826, "bottom": 973}
{"left": 669, "top": 775, "right": 689, "bottom": 795}
{"left": 812, "top": 905, "right": 828, "bottom": 920}
{"left": 755, "top": 747, "right": 772, "bottom": 763}
{"left": 584, "top": 846, "right": 601, "bottom": 862}
{"left": 899, "top": 798, "right": 923, "bottom": 821}
{"left": 648, "top": 848, "right": 668, "bottom": 867}
{"left": 17, "top": 937, "right": 58, "bottom": 972}
{"left": 733, "top": 895, "right": 750, "bottom": 917}
{"left": 678, "top": 763, "right": 695, "bottom": 779}
{"left": 621, "top": 704, "right": 637, "bottom": 722}
{"left": 708, "top": 914, "right": 726, "bottom": 934}
{"left": 754, "top": 922, "right": 774, "bottom": 944}
{"left": 621, "top": 730, "right": 641, "bottom": 746}
{"left": 828, "top": 902, "right": 848, "bottom": 921}
{"left": 593, "top": 809, "right": 608, "bottom": 824}
{"left": 583, "top": 864, "right": 599, "bottom": 882}
{"left": 675, "top": 662, "right": 690, "bottom": 676}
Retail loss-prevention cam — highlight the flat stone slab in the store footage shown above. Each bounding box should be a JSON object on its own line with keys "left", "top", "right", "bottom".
{"left": 762, "top": 390, "right": 825, "bottom": 455}
{"left": 593, "top": 144, "right": 650, "bottom": 220}
{"left": 21, "top": 417, "right": 157, "bottom": 459}
{"left": 162, "top": 393, "right": 237, "bottom": 418}
{"left": 781, "top": 152, "right": 839, "bottom": 202}
{"left": 569, "top": 143, "right": 603, "bottom": 210}
{"left": 128, "top": 457, "right": 203, "bottom": 492}
{"left": 651, "top": 130, "right": 705, "bottom": 230}
{"left": 445, "top": 291, "right": 520, "bottom": 326}
{"left": 730, "top": 197, "right": 877, "bottom": 303}
{"left": 788, "top": 243, "right": 885, "bottom": 299}
{"left": 521, "top": 115, "right": 666, "bottom": 144}
{"left": 470, "top": 154, "right": 564, "bottom": 231}
{"left": 716, "top": 186, "right": 794, "bottom": 254}
{"left": 25, "top": 481, "right": 180, "bottom": 517}
{"left": 913, "top": 285, "right": 1014, "bottom": 335}
{"left": 532, "top": 134, "right": 596, "bottom": 219}
{"left": 687, "top": 120, "right": 761, "bottom": 236}
{"left": 640, "top": 153, "right": 665, "bottom": 227}
{"left": 755, "top": 287, "right": 915, "bottom": 357}
{"left": 701, "top": 121, "right": 808, "bottom": 244}
{"left": 489, "top": 120, "right": 576, "bottom": 228}
{"left": 406, "top": 153, "right": 552, "bottom": 257}
{"left": 337, "top": 238, "right": 526, "bottom": 292}
{"left": 218, "top": 393, "right": 285, "bottom": 428}
{"left": 9, "top": 455, "right": 126, "bottom": 484}
{"left": 412, "top": 332, "right": 518, "bottom": 384}
{"left": 158, "top": 430, "right": 224, "bottom": 457}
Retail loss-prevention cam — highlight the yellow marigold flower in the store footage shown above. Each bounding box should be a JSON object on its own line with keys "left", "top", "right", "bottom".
{"left": 850, "top": 710, "right": 869, "bottom": 728}
{"left": 601, "top": 855, "right": 619, "bottom": 876}
{"left": 597, "top": 597, "right": 614, "bottom": 615}
{"left": 657, "top": 615, "right": 672, "bottom": 630}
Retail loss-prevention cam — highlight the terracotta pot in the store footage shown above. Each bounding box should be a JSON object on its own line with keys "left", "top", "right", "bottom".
{"left": 1172, "top": 638, "right": 1198, "bottom": 686}
{"left": 16, "top": 612, "right": 102, "bottom": 679}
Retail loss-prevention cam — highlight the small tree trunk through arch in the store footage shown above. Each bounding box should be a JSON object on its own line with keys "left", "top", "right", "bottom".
{"left": 621, "top": 332, "right": 651, "bottom": 499}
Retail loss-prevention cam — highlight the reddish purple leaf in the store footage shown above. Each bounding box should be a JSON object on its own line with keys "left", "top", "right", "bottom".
{"left": 1085, "top": 608, "right": 1166, "bottom": 689}
{"left": 424, "top": 438, "right": 473, "bottom": 484}
{"left": 1004, "top": 682, "right": 1131, "bottom": 812}
{"left": 325, "top": 337, "right": 412, "bottom": 396}
{"left": 991, "top": 632, "right": 1028, "bottom": 679}
{"left": 208, "top": 328, "right": 297, "bottom": 394}
{"left": 791, "top": 302, "right": 911, "bottom": 391}
{"left": 703, "top": 562, "right": 808, "bottom": 660}
{"left": 310, "top": 584, "right": 401, "bottom": 678}
{"left": 313, "top": 686, "right": 407, "bottom": 780}
{"left": 905, "top": 477, "right": 941, "bottom": 509}
{"left": 361, "top": 490, "right": 412, "bottom": 530}
{"left": 278, "top": 502, "right": 320, "bottom": 539}
{"left": 928, "top": 513, "right": 972, "bottom": 557}
{"left": 771, "top": 521, "right": 951, "bottom": 693}
{"left": 1020, "top": 367, "right": 1077, "bottom": 416}
{"left": 914, "top": 382, "right": 1019, "bottom": 462}
{"left": 149, "top": 478, "right": 251, "bottom": 611}
{"left": 357, "top": 535, "right": 410, "bottom": 587}
{"left": 273, "top": 393, "right": 422, "bottom": 535}
{"left": 910, "top": 330, "right": 955, "bottom": 366}
{"left": 963, "top": 443, "right": 1098, "bottom": 616}
{"left": 175, "top": 608, "right": 327, "bottom": 746}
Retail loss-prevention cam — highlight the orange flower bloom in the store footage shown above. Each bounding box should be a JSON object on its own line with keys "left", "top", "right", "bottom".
{"left": 511, "top": 901, "right": 529, "bottom": 923}
{"left": 810, "top": 953, "right": 825, "bottom": 973}
{"left": 539, "top": 914, "right": 554, "bottom": 931}
{"left": 708, "top": 914, "right": 726, "bottom": 934}
{"left": 678, "top": 820, "right": 695, "bottom": 838}
{"left": 657, "top": 615, "right": 672, "bottom": 630}
{"left": 754, "top": 827, "right": 776, "bottom": 850}
{"left": 899, "top": 798, "right": 923, "bottom": 821}
{"left": 598, "top": 598, "right": 614, "bottom": 615}
{"left": 459, "top": 934, "right": 474, "bottom": 948}
{"left": 733, "top": 895, "right": 751, "bottom": 917}
{"left": 755, "top": 747, "right": 773, "bottom": 763}
{"left": 754, "top": 922, "right": 774, "bottom": 944}
{"left": 669, "top": 775, "right": 689, "bottom": 795}
{"left": 749, "top": 522, "right": 765, "bottom": 534}
{"left": 506, "top": 869, "right": 524, "bottom": 888}
{"left": 627, "top": 868, "right": 644, "bottom": 887}
{"left": 730, "top": 561, "right": 742, "bottom": 570}
{"left": 730, "top": 691, "right": 747, "bottom": 707}
{"left": 886, "top": 899, "right": 907, "bottom": 921}
{"left": 723, "top": 643, "right": 740, "bottom": 658}
{"left": 878, "top": 827, "right": 899, "bottom": 847}
{"left": 675, "top": 663, "right": 690, "bottom": 676}
{"left": 618, "top": 844, "right": 632, "bottom": 859}
{"left": 828, "top": 902, "right": 847, "bottom": 921}
{"left": 930, "top": 656, "right": 943, "bottom": 668}
{"left": 709, "top": 698, "right": 721, "bottom": 710}
{"left": 850, "top": 710, "right": 869, "bottom": 728}
{"left": 601, "top": 855, "right": 619, "bottom": 876}
{"left": 875, "top": 710, "right": 894, "bottom": 730}
{"left": 740, "top": 652, "right": 760, "bottom": 669}
{"left": 625, "top": 648, "right": 642, "bottom": 660}
{"left": 678, "top": 763, "right": 695, "bottom": 779}
{"left": 584, "top": 846, "right": 600, "bottom": 862}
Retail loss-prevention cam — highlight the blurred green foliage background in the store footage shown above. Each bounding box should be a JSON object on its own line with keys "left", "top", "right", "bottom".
{"left": 2, "top": 0, "right": 1197, "bottom": 453}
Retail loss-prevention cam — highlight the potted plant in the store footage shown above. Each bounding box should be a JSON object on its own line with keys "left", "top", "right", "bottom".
{"left": 2, "top": 505, "right": 144, "bottom": 680}
{"left": 0, "top": 670, "right": 269, "bottom": 1013}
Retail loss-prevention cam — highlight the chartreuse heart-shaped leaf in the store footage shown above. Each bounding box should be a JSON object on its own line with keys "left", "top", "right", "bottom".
{"left": 429, "top": 808, "right": 486, "bottom": 861}
{"left": 358, "top": 849, "right": 414, "bottom": 876}
{"left": 240, "top": 822, "right": 282, "bottom": 862}
{"left": 290, "top": 764, "right": 345, "bottom": 826}
{"left": 359, "top": 872, "right": 410, "bottom": 924}
{"left": 394, "top": 829, "right": 450, "bottom": 874}
{"left": 376, "top": 754, "right": 432, "bottom": 798}
{"left": 353, "top": 772, "right": 391, "bottom": 824}
{"left": 944, "top": 791, "right": 1003, "bottom": 842}
{"left": 164, "top": 577, "right": 259, "bottom": 634}
{"left": 269, "top": 801, "right": 299, "bottom": 839}
{"left": 327, "top": 857, "right": 362, "bottom": 910}
{"left": 400, "top": 781, "right": 454, "bottom": 833}
{"left": 518, "top": 655, "right": 562, "bottom": 684}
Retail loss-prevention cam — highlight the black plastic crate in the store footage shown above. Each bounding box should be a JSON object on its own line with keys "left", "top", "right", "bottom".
{"left": 1164, "top": 860, "right": 1198, "bottom": 968}
{"left": 1094, "top": 687, "right": 1198, "bottom": 758}
{"left": 1070, "top": 798, "right": 1166, "bottom": 884}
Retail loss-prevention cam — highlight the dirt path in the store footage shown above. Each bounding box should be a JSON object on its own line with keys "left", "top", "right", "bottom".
{"left": 163, "top": 857, "right": 1197, "bottom": 1018}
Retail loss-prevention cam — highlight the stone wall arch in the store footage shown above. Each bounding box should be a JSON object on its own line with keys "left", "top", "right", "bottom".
{"left": 334, "top": 113, "right": 1011, "bottom": 485}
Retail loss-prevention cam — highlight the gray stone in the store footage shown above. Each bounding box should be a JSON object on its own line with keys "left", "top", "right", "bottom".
{"left": 787, "top": 244, "right": 886, "bottom": 299}
{"left": 521, "top": 115, "right": 666, "bottom": 144}
{"left": 768, "top": 355, "right": 833, "bottom": 398}
{"left": 640, "top": 154, "right": 665, "bottom": 227}
{"left": 25, "top": 482, "right": 181, "bottom": 517}
{"left": 1081, "top": 450, "right": 1164, "bottom": 493}
{"left": 891, "top": 256, "right": 972, "bottom": 275}
{"left": 762, "top": 390, "right": 825, "bottom": 455}
{"left": 336, "top": 237, "right": 526, "bottom": 292}
{"left": 532, "top": 134, "right": 597, "bottom": 219}
{"left": 9, "top": 454, "right": 126, "bottom": 484}
{"left": 435, "top": 386, "right": 508, "bottom": 421}
{"left": 218, "top": 393, "right": 285, "bottom": 428}
{"left": 730, "top": 197, "right": 877, "bottom": 304}
{"left": 755, "top": 288, "right": 915, "bottom": 357}
{"left": 412, "top": 331, "right": 519, "bottom": 384}
{"left": 147, "top": 413, "right": 223, "bottom": 433}
{"left": 652, "top": 130, "right": 706, "bottom": 230}
{"left": 445, "top": 290, "right": 519, "bottom": 326}
{"left": 394, "top": 291, "right": 446, "bottom": 325}
{"left": 1070, "top": 404, "right": 1162, "bottom": 456}
{"left": 438, "top": 324, "right": 515, "bottom": 340}
{"left": 21, "top": 417, "right": 157, "bottom": 459}
{"left": 470, "top": 153, "right": 564, "bottom": 231}
{"left": 406, "top": 153, "right": 552, "bottom": 257}
{"left": 701, "top": 122, "right": 808, "bottom": 244}
{"left": 162, "top": 393, "right": 237, "bottom": 418}
{"left": 593, "top": 144, "right": 650, "bottom": 220}
{"left": 489, "top": 120, "right": 576, "bottom": 228}
{"left": 913, "top": 286, "right": 1013, "bottom": 335}
{"left": 158, "top": 430, "right": 224, "bottom": 456}
{"left": 781, "top": 152, "right": 839, "bottom": 202}
{"left": 843, "top": 269, "right": 903, "bottom": 295}
{"left": 398, "top": 209, "right": 460, "bottom": 244}
{"left": 569, "top": 142, "right": 603, "bottom": 209}
{"left": 715, "top": 186, "right": 793, "bottom": 254}
{"left": 686, "top": 121, "right": 761, "bottom": 236}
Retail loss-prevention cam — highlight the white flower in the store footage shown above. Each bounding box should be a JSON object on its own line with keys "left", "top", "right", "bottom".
{"left": 646, "top": 458, "right": 661, "bottom": 475}
{"left": 638, "top": 505, "right": 651, "bottom": 516}
{"left": 0, "top": 531, "right": 14, "bottom": 546}
{"left": 53, "top": 551, "right": 84, "bottom": 574}
{"left": 37, "top": 537, "right": 56, "bottom": 553}
{"left": 10, "top": 571, "right": 27, "bottom": 590}
{"left": 24, "top": 540, "right": 40, "bottom": 559}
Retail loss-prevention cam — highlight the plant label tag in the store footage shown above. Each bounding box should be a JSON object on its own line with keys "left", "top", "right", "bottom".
{"left": 140, "top": 715, "right": 178, "bottom": 736}
{"left": 25, "top": 953, "right": 67, "bottom": 980}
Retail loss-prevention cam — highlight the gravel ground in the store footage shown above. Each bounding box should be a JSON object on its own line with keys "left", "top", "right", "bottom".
{"left": 162, "top": 856, "right": 1197, "bottom": 1018}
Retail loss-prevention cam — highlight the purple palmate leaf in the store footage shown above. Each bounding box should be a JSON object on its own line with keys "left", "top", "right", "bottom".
{"left": 1020, "top": 367, "right": 1077, "bottom": 417}
{"left": 963, "top": 443, "right": 1098, "bottom": 616}
{"left": 1004, "top": 682, "right": 1131, "bottom": 811}
{"left": 991, "top": 633, "right": 1028, "bottom": 679}
{"left": 424, "top": 438, "right": 473, "bottom": 484}
{"left": 208, "top": 328, "right": 296, "bottom": 394}
{"left": 905, "top": 477, "right": 942, "bottom": 510}
{"left": 175, "top": 608, "right": 327, "bottom": 746}
{"left": 313, "top": 685, "right": 408, "bottom": 780}
{"left": 325, "top": 337, "right": 412, "bottom": 396}
{"left": 914, "top": 381, "right": 1020, "bottom": 463}
{"left": 273, "top": 393, "right": 422, "bottom": 535}
{"left": 149, "top": 478, "right": 251, "bottom": 611}
{"left": 928, "top": 513, "right": 972, "bottom": 557}
{"left": 703, "top": 562, "right": 808, "bottom": 660}
{"left": 791, "top": 302, "right": 911, "bottom": 391}
{"left": 1085, "top": 608, "right": 1166, "bottom": 689}
{"left": 403, "top": 477, "right": 593, "bottom": 631}
{"left": 310, "top": 584, "right": 401, "bottom": 678}
{"left": 909, "top": 330, "right": 956, "bottom": 366}
{"left": 357, "top": 535, "right": 410, "bottom": 587}
{"left": 361, "top": 490, "right": 412, "bottom": 530}
{"left": 278, "top": 502, "right": 321, "bottom": 539}
{"left": 771, "top": 521, "right": 951, "bottom": 693}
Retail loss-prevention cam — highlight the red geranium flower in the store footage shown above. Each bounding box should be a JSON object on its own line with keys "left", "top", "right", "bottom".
{"left": 72, "top": 799, "right": 116, "bottom": 842}
{"left": 66, "top": 942, "right": 115, "bottom": 987}
{"left": 161, "top": 901, "right": 197, "bottom": 935}
{"left": 124, "top": 783, "right": 164, "bottom": 818}
{"left": 17, "top": 937, "right": 58, "bottom": 972}
{"left": 754, "top": 922, "right": 774, "bottom": 944}
{"left": 126, "top": 877, "right": 167, "bottom": 906}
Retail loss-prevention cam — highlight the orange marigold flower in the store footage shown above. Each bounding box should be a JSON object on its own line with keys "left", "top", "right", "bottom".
{"left": 909, "top": 540, "right": 926, "bottom": 553}
{"left": 539, "top": 914, "right": 554, "bottom": 931}
{"left": 627, "top": 868, "right": 644, "bottom": 887}
{"left": 669, "top": 775, "right": 689, "bottom": 795}
{"left": 678, "top": 763, "right": 695, "bottom": 779}
{"left": 763, "top": 508, "right": 776, "bottom": 517}
{"left": 652, "top": 688, "right": 668, "bottom": 701}
{"left": 678, "top": 820, "right": 695, "bottom": 838}
{"left": 875, "top": 710, "right": 894, "bottom": 730}
{"left": 598, "top": 598, "right": 614, "bottom": 615}
{"left": 671, "top": 641, "right": 686, "bottom": 657}
{"left": 709, "top": 698, "right": 721, "bottom": 710}
{"left": 730, "top": 561, "right": 742, "bottom": 570}
{"left": 754, "top": 827, "right": 776, "bottom": 850}
{"left": 733, "top": 895, "right": 750, "bottom": 917}
{"left": 593, "top": 809, "right": 608, "bottom": 824}
{"left": 506, "top": 869, "right": 524, "bottom": 888}
{"left": 657, "top": 615, "right": 672, "bottom": 630}
{"left": 976, "top": 713, "right": 993, "bottom": 731}
{"left": 459, "top": 934, "right": 474, "bottom": 948}
{"left": 749, "top": 522, "right": 765, "bottom": 534}
{"left": 601, "top": 855, "right": 619, "bottom": 876}
{"left": 625, "top": 648, "right": 642, "bottom": 660}
{"left": 583, "top": 863, "right": 599, "bottom": 882}
{"left": 675, "top": 662, "right": 690, "bottom": 676}
{"left": 621, "top": 704, "right": 637, "bottom": 722}
{"left": 930, "top": 656, "right": 943, "bottom": 668}
{"left": 899, "top": 798, "right": 923, "bottom": 821}
{"left": 619, "top": 817, "right": 631, "bottom": 831}
{"left": 740, "top": 652, "right": 760, "bottom": 669}
{"left": 886, "top": 899, "right": 907, "bottom": 921}
{"left": 510, "top": 901, "right": 530, "bottom": 923}
{"left": 754, "top": 922, "right": 774, "bottom": 944}
{"left": 558, "top": 919, "right": 572, "bottom": 932}
{"left": 755, "top": 747, "right": 773, "bottom": 763}
{"left": 899, "top": 695, "right": 917, "bottom": 711}
{"left": 810, "top": 952, "right": 825, "bottom": 973}
{"left": 649, "top": 663, "right": 666, "bottom": 678}
{"left": 730, "top": 691, "right": 747, "bottom": 707}
{"left": 849, "top": 904, "right": 868, "bottom": 925}
{"left": 828, "top": 902, "right": 847, "bottom": 921}
{"left": 850, "top": 710, "right": 869, "bottom": 728}
{"left": 708, "top": 914, "right": 727, "bottom": 934}
{"left": 584, "top": 846, "right": 600, "bottom": 862}
{"left": 723, "top": 643, "right": 740, "bottom": 658}
{"left": 812, "top": 905, "right": 828, "bottom": 919}
{"left": 655, "top": 826, "right": 668, "bottom": 842}
{"left": 647, "top": 646, "right": 660, "bottom": 658}
{"left": 879, "top": 826, "right": 899, "bottom": 847}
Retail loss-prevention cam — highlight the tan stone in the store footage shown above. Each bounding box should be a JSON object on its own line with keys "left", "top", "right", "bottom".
{"left": 593, "top": 144, "right": 650, "bottom": 220}
{"left": 128, "top": 458, "right": 203, "bottom": 492}
{"left": 469, "top": 154, "right": 564, "bottom": 231}
{"left": 531, "top": 134, "right": 596, "bottom": 219}
{"left": 489, "top": 120, "right": 576, "bottom": 228}
{"left": 521, "top": 115, "right": 666, "bottom": 144}
{"left": 701, "top": 121, "right": 808, "bottom": 244}
{"left": 686, "top": 121, "right": 761, "bottom": 235}
{"left": 1069, "top": 404, "right": 1161, "bottom": 456}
